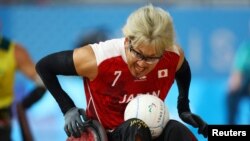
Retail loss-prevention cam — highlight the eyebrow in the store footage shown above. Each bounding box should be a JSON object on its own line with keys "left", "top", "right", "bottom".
{"left": 129, "top": 40, "right": 161, "bottom": 58}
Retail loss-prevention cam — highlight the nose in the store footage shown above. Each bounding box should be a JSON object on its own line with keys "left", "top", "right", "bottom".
{"left": 136, "top": 60, "right": 148, "bottom": 67}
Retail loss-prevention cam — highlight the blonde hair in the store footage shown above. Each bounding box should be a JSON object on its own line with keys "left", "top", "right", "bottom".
{"left": 122, "top": 4, "right": 175, "bottom": 55}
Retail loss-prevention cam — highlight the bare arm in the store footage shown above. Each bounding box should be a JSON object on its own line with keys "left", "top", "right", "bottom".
{"left": 14, "top": 44, "right": 46, "bottom": 108}
{"left": 73, "top": 45, "right": 98, "bottom": 81}
{"left": 14, "top": 44, "right": 37, "bottom": 81}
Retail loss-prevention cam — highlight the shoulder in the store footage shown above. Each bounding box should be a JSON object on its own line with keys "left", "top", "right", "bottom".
{"left": 169, "top": 44, "right": 185, "bottom": 71}
{"left": 90, "top": 38, "right": 125, "bottom": 65}
{"left": 165, "top": 44, "right": 184, "bottom": 58}
{"left": 90, "top": 38, "right": 124, "bottom": 51}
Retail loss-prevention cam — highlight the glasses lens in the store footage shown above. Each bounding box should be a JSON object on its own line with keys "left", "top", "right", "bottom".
{"left": 130, "top": 47, "right": 143, "bottom": 60}
{"left": 129, "top": 44, "right": 161, "bottom": 64}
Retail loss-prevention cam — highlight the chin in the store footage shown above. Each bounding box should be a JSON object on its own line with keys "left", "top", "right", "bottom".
{"left": 129, "top": 69, "right": 140, "bottom": 78}
{"left": 130, "top": 70, "right": 138, "bottom": 78}
{"left": 128, "top": 63, "right": 148, "bottom": 78}
{"left": 134, "top": 70, "right": 148, "bottom": 79}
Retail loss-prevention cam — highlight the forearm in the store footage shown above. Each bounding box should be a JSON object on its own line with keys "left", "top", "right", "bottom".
{"left": 21, "top": 86, "right": 46, "bottom": 109}
{"left": 35, "top": 50, "right": 77, "bottom": 114}
{"left": 175, "top": 57, "right": 191, "bottom": 114}
{"left": 175, "top": 58, "right": 208, "bottom": 138}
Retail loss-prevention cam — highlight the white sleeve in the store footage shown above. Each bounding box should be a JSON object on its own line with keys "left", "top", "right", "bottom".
{"left": 90, "top": 38, "right": 125, "bottom": 65}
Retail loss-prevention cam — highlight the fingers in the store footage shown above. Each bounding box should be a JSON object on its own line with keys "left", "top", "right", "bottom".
{"left": 192, "top": 114, "right": 205, "bottom": 126}
{"left": 64, "top": 108, "right": 87, "bottom": 138}
{"left": 192, "top": 114, "right": 208, "bottom": 138}
{"left": 198, "top": 124, "right": 208, "bottom": 138}
{"left": 76, "top": 112, "right": 85, "bottom": 127}
{"left": 64, "top": 125, "right": 71, "bottom": 137}
{"left": 78, "top": 109, "right": 88, "bottom": 121}
{"left": 180, "top": 112, "right": 199, "bottom": 127}
{"left": 198, "top": 128, "right": 207, "bottom": 138}
{"left": 73, "top": 121, "right": 82, "bottom": 137}
{"left": 187, "top": 118, "right": 199, "bottom": 127}
{"left": 64, "top": 121, "right": 83, "bottom": 138}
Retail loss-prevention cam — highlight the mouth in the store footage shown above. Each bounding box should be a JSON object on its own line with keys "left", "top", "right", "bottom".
{"left": 133, "top": 64, "right": 145, "bottom": 77}
{"left": 135, "top": 64, "right": 144, "bottom": 72}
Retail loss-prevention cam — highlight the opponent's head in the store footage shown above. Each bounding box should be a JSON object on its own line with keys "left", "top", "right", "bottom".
{"left": 122, "top": 4, "right": 175, "bottom": 78}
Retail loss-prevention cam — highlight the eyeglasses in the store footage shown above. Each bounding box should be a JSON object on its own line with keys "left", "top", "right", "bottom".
{"left": 129, "top": 43, "right": 162, "bottom": 64}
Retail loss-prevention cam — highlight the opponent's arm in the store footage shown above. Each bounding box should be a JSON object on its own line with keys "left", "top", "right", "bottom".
{"left": 15, "top": 44, "right": 46, "bottom": 141}
{"left": 175, "top": 46, "right": 208, "bottom": 138}
{"left": 15, "top": 44, "right": 47, "bottom": 108}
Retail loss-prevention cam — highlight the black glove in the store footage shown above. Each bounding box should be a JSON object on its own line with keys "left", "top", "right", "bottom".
{"left": 64, "top": 107, "right": 87, "bottom": 138}
{"left": 179, "top": 112, "right": 208, "bottom": 138}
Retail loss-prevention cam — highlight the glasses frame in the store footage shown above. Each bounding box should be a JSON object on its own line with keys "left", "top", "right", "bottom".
{"left": 129, "top": 42, "right": 162, "bottom": 64}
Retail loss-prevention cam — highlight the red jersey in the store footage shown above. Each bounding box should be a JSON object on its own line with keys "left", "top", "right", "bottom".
{"left": 84, "top": 38, "right": 180, "bottom": 130}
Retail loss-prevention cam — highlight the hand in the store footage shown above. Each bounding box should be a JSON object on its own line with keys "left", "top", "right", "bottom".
{"left": 179, "top": 112, "right": 208, "bottom": 138}
{"left": 64, "top": 107, "right": 87, "bottom": 138}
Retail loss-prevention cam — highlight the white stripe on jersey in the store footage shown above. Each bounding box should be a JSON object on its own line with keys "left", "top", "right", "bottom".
{"left": 86, "top": 82, "right": 102, "bottom": 124}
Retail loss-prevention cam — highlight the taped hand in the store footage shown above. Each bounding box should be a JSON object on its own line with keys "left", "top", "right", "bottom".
{"left": 180, "top": 112, "right": 208, "bottom": 138}
{"left": 64, "top": 107, "right": 87, "bottom": 138}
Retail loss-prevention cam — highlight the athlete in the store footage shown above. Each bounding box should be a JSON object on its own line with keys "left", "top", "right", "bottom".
{"left": 0, "top": 35, "right": 46, "bottom": 141}
{"left": 227, "top": 40, "right": 250, "bottom": 124}
{"left": 36, "top": 4, "right": 208, "bottom": 141}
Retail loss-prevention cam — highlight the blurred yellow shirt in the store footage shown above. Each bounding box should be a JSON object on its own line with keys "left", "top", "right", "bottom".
{"left": 0, "top": 37, "right": 16, "bottom": 108}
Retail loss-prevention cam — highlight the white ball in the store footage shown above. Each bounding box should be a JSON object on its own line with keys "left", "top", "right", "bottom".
{"left": 124, "top": 94, "right": 169, "bottom": 139}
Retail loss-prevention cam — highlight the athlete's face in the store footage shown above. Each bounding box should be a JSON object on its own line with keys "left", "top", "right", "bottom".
{"left": 125, "top": 38, "right": 162, "bottom": 78}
